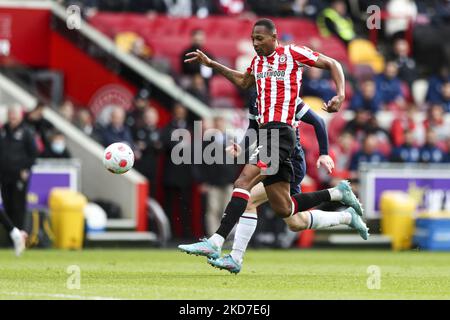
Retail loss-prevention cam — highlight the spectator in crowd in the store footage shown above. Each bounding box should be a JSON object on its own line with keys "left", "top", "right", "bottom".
{"left": 40, "top": 131, "right": 72, "bottom": 159}
{"left": 444, "top": 137, "right": 450, "bottom": 163}
{"left": 59, "top": 99, "right": 75, "bottom": 123}
{"left": 195, "top": 116, "right": 237, "bottom": 236}
{"left": 127, "top": 0, "right": 168, "bottom": 14}
{"left": 344, "top": 108, "right": 372, "bottom": 143}
{"left": 165, "top": 0, "right": 217, "bottom": 17}
{"left": 126, "top": 88, "right": 151, "bottom": 135}
{"left": 100, "top": 106, "right": 134, "bottom": 148}
{"left": 246, "top": 0, "right": 286, "bottom": 16}
{"left": 235, "top": 39, "right": 255, "bottom": 73}
{"left": 390, "top": 130, "right": 421, "bottom": 163}
{"left": 130, "top": 36, "right": 153, "bottom": 63}
{"left": 420, "top": 129, "right": 445, "bottom": 163}
{"left": 442, "top": 82, "right": 450, "bottom": 112}
{"left": 426, "top": 66, "right": 450, "bottom": 104}
{"left": 218, "top": 0, "right": 245, "bottom": 15}
{"left": 390, "top": 105, "right": 425, "bottom": 147}
{"left": 115, "top": 32, "right": 153, "bottom": 64}
{"left": 289, "top": 0, "right": 325, "bottom": 18}
{"left": 365, "top": 115, "right": 392, "bottom": 156}
{"left": 385, "top": 0, "right": 417, "bottom": 38}
{"left": 161, "top": 103, "right": 193, "bottom": 239}
{"left": 187, "top": 73, "right": 210, "bottom": 105}
{"left": 0, "top": 106, "right": 38, "bottom": 235}
{"left": 75, "top": 109, "right": 95, "bottom": 137}
{"left": 25, "top": 101, "right": 54, "bottom": 154}
{"left": 181, "top": 29, "right": 213, "bottom": 84}
{"left": 423, "top": 104, "right": 450, "bottom": 143}
{"left": 392, "top": 38, "right": 417, "bottom": 86}
{"left": 317, "top": 0, "right": 356, "bottom": 46}
{"left": 349, "top": 79, "right": 382, "bottom": 113}
{"left": 374, "top": 60, "right": 405, "bottom": 109}
{"left": 134, "top": 107, "right": 162, "bottom": 197}
{"left": 349, "top": 134, "right": 386, "bottom": 179}
{"left": 328, "top": 131, "right": 355, "bottom": 182}
{"left": 302, "top": 67, "right": 336, "bottom": 102}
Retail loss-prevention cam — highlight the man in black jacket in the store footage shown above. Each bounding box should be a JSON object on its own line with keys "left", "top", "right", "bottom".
{"left": 181, "top": 29, "right": 214, "bottom": 86}
{"left": 134, "top": 107, "right": 162, "bottom": 197}
{"left": 193, "top": 116, "right": 238, "bottom": 236}
{"left": 0, "top": 106, "right": 38, "bottom": 256}
{"left": 161, "top": 103, "right": 193, "bottom": 239}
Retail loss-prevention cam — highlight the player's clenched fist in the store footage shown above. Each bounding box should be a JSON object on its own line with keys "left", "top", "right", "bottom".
{"left": 184, "top": 49, "right": 212, "bottom": 67}
{"left": 322, "top": 95, "right": 345, "bottom": 113}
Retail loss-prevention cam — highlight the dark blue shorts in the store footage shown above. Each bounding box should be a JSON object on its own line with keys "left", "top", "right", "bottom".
{"left": 290, "top": 147, "right": 306, "bottom": 195}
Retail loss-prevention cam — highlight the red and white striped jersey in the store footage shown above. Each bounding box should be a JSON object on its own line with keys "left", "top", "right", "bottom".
{"left": 246, "top": 44, "right": 319, "bottom": 126}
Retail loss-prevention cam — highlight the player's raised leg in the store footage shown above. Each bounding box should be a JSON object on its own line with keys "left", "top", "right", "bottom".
{"left": 208, "top": 182, "right": 267, "bottom": 273}
{"left": 178, "top": 164, "right": 263, "bottom": 258}
{"left": 284, "top": 207, "right": 369, "bottom": 240}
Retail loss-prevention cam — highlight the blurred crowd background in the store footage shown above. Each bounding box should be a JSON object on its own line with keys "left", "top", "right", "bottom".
{"left": 7, "top": 0, "right": 449, "bottom": 240}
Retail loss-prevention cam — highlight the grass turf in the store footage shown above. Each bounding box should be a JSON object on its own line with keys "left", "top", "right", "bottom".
{"left": 0, "top": 249, "right": 449, "bottom": 300}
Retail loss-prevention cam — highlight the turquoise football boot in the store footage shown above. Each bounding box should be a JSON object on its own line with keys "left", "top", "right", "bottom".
{"left": 207, "top": 254, "right": 241, "bottom": 274}
{"left": 178, "top": 238, "right": 221, "bottom": 259}
{"left": 348, "top": 208, "right": 370, "bottom": 240}
{"left": 336, "top": 180, "right": 364, "bottom": 216}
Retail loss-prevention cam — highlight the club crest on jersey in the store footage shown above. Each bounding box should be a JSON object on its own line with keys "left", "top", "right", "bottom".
{"left": 278, "top": 54, "right": 287, "bottom": 64}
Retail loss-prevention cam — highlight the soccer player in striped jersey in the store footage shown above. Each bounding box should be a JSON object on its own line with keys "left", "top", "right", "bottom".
{"left": 198, "top": 94, "right": 359, "bottom": 273}
{"left": 179, "top": 18, "right": 368, "bottom": 270}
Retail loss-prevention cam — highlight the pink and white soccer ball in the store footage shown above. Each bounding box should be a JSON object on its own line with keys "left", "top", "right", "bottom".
{"left": 103, "top": 142, "right": 134, "bottom": 174}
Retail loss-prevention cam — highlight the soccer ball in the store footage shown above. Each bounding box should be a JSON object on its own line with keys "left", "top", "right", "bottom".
{"left": 103, "top": 142, "right": 134, "bottom": 174}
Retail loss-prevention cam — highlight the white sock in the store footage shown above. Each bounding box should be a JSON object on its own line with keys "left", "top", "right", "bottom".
{"left": 306, "top": 210, "right": 352, "bottom": 229}
{"left": 328, "top": 187, "right": 343, "bottom": 201}
{"left": 230, "top": 212, "right": 257, "bottom": 265}
{"left": 208, "top": 233, "right": 225, "bottom": 248}
{"left": 9, "top": 227, "right": 21, "bottom": 240}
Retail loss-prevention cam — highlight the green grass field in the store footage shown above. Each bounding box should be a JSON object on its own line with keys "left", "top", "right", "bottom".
{"left": 0, "top": 249, "right": 449, "bottom": 300}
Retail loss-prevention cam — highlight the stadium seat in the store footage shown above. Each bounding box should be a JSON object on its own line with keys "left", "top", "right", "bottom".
{"left": 348, "top": 39, "right": 385, "bottom": 73}
{"left": 210, "top": 76, "right": 242, "bottom": 108}
{"left": 319, "top": 37, "right": 350, "bottom": 67}
{"left": 302, "top": 96, "right": 325, "bottom": 114}
{"left": 401, "top": 81, "right": 412, "bottom": 102}
{"left": 115, "top": 32, "right": 140, "bottom": 53}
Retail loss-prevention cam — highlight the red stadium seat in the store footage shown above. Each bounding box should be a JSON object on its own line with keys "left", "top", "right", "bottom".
{"left": 210, "top": 76, "right": 242, "bottom": 108}
{"left": 327, "top": 112, "right": 348, "bottom": 145}
{"left": 88, "top": 14, "right": 351, "bottom": 79}
{"left": 273, "top": 19, "right": 319, "bottom": 40}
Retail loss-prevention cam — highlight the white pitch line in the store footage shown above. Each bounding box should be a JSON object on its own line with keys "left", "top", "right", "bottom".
{"left": 0, "top": 291, "right": 123, "bottom": 300}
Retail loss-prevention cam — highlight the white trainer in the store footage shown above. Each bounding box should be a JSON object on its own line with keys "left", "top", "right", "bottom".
{"left": 10, "top": 228, "right": 27, "bottom": 257}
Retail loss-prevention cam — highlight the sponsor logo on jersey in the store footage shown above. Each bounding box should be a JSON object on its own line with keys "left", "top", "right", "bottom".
{"left": 256, "top": 70, "right": 286, "bottom": 80}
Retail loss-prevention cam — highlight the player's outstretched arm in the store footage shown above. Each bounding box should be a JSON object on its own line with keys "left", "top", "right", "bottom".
{"left": 185, "top": 49, "right": 255, "bottom": 89}
{"left": 313, "top": 54, "right": 345, "bottom": 113}
{"left": 300, "top": 109, "right": 334, "bottom": 174}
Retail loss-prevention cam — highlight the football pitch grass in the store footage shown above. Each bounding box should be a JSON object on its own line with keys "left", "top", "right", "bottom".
{"left": 0, "top": 249, "right": 449, "bottom": 300}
